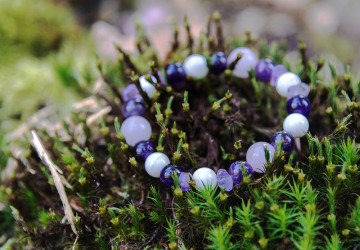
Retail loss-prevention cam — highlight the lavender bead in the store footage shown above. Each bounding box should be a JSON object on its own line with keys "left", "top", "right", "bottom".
{"left": 217, "top": 169, "right": 233, "bottom": 191}
{"left": 255, "top": 58, "right": 275, "bottom": 82}
{"left": 160, "top": 164, "right": 182, "bottom": 188}
{"left": 210, "top": 52, "right": 227, "bottom": 75}
{"left": 122, "top": 83, "right": 142, "bottom": 102}
{"left": 228, "top": 161, "right": 254, "bottom": 185}
{"left": 287, "top": 83, "right": 311, "bottom": 99}
{"left": 246, "top": 142, "right": 275, "bottom": 173}
{"left": 122, "top": 99, "right": 146, "bottom": 118}
{"left": 133, "top": 140, "right": 155, "bottom": 162}
{"left": 270, "top": 65, "right": 288, "bottom": 87}
{"left": 287, "top": 95, "right": 311, "bottom": 116}
{"left": 165, "top": 62, "right": 186, "bottom": 86}
{"left": 228, "top": 47, "right": 258, "bottom": 78}
{"left": 270, "top": 131, "right": 295, "bottom": 155}
{"left": 179, "top": 172, "right": 191, "bottom": 191}
{"left": 120, "top": 116, "right": 152, "bottom": 147}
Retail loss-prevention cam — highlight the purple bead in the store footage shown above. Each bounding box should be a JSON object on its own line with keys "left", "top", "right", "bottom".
{"left": 287, "top": 83, "right": 310, "bottom": 99}
{"left": 228, "top": 161, "right": 254, "bottom": 185}
{"left": 160, "top": 164, "right": 182, "bottom": 188}
{"left": 122, "top": 99, "right": 146, "bottom": 118}
{"left": 133, "top": 140, "right": 155, "bottom": 162}
{"left": 270, "top": 65, "right": 288, "bottom": 86}
{"left": 179, "top": 172, "right": 191, "bottom": 191}
{"left": 255, "top": 58, "right": 275, "bottom": 82}
{"left": 122, "top": 84, "right": 142, "bottom": 102}
{"left": 217, "top": 169, "right": 233, "bottom": 191}
{"left": 210, "top": 52, "right": 227, "bottom": 75}
{"left": 287, "top": 95, "right": 311, "bottom": 116}
{"left": 270, "top": 131, "right": 295, "bottom": 155}
{"left": 165, "top": 62, "right": 186, "bottom": 86}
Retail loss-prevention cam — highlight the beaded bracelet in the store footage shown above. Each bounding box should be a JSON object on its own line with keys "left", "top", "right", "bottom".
{"left": 119, "top": 47, "right": 311, "bottom": 192}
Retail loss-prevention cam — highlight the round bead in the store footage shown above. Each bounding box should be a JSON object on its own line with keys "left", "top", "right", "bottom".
{"left": 246, "top": 142, "right": 275, "bottom": 173}
{"left": 160, "top": 164, "right": 182, "bottom": 188}
{"left": 165, "top": 62, "right": 186, "bottom": 86}
{"left": 145, "top": 152, "right": 170, "bottom": 178}
{"left": 217, "top": 169, "right": 233, "bottom": 191}
{"left": 228, "top": 161, "right": 254, "bottom": 185}
{"left": 122, "top": 83, "right": 142, "bottom": 102}
{"left": 270, "top": 65, "right": 288, "bottom": 87}
{"left": 133, "top": 140, "right": 155, "bottom": 162}
{"left": 139, "top": 74, "right": 157, "bottom": 98}
{"left": 179, "top": 172, "right": 191, "bottom": 191}
{"left": 209, "top": 52, "right": 227, "bottom": 75}
{"left": 228, "top": 47, "right": 258, "bottom": 78}
{"left": 255, "top": 58, "right": 275, "bottom": 82}
{"left": 193, "top": 167, "right": 217, "bottom": 190}
{"left": 270, "top": 131, "right": 295, "bottom": 155}
{"left": 183, "top": 54, "right": 209, "bottom": 79}
{"left": 287, "top": 95, "right": 311, "bottom": 116}
{"left": 283, "top": 113, "right": 309, "bottom": 138}
{"left": 287, "top": 82, "right": 310, "bottom": 99}
{"left": 120, "top": 116, "right": 152, "bottom": 146}
{"left": 276, "top": 72, "right": 301, "bottom": 97}
{"left": 122, "top": 99, "right": 146, "bottom": 118}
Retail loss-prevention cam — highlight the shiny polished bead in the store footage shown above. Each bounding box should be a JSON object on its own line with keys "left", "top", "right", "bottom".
{"left": 287, "top": 95, "right": 311, "bottom": 116}
{"left": 228, "top": 161, "right": 254, "bottom": 185}
{"left": 228, "top": 47, "right": 258, "bottom": 78}
{"left": 255, "top": 58, "right": 275, "bottom": 82}
{"left": 193, "top": 167, "right": 217, "bottom": 190}
{"left": 122, "top": 83, "right": 142, "bottom": 102}
{"left": 270, "top": 65, "right": 288, "bottom": 86}
{"left": 133, "top": 140, "right": 155, "bottom": 162}
{"left": 165, "top": 62, "right": 186, "bottom": 86}
{"left": 276, "top": 72, "right": 301, "bottom": 97}
{"left": 179, "top": 172, "right": 191, "bottom": 191}
{"left": 270, "top": 131, "right": 295, "bottom": 155}
{"left": 287, "top": 83, "right": 311, "bottom": 99}
{"left": 160, "top": 164, "right": 182, "bottom": 188}
{"left": 210, "top": 52, "right": 227, "bottom": 75}
{"left": 183, "top": 54, "right": 208, "bottom": 78}
{"left": 122, "top": 99, "right": 146, "bottom": 118}
{"left": 283, "top": 113, "right": 309, "bottom": 138}
{"left": 145, "top": 152, "right": 170, "bottom": 178}
{"left": 246, "top": 142, "right": 275, "bottom": 173}
{"left": 217, "top": 169, "right": 233, "bottom": 191}
{"left": 139, "top": 74, "right": 157, "bottom": 98}
{"left": 120, "top": 116, "right": 151, "bottom": 146}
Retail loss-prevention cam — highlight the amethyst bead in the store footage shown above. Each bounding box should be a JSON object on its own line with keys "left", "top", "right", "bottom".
{"left": 217, "top": 169, "right": 233, "bottom": 191}
{"left": 122, "top": 99, "right": 146, "bottom": 118}
{"left": 255, "top": 58, "right": 275, "bottom": 82}
{"left": 228, "top": 161, "right": 254, "bottom": 185}
{"left": 122, "top": 83, "right": 142, "bottom": 102}
{"left": 270, "top": 65, "right": 288, "bottom": 86}
{"left": 179, "top": 172, "right": 191, "bottom": 191}
{"left": 210, "top": 52, "right": 227, "bottom": 75}
{"left": 160, "top": 164, "right": 182, "bottom": 188}
{"left": 287, "top": 95, "right": 311, "bottom": 116}
{"left": 287, "top": 83, "right": 310, "bottom": 99}
{"left": 165, "top": 62, "right": 186, "bottom": 86}
{"left": 270, "top": 131, "right": 295, "bottom": 155}
{"left": 133, "top": 140, "right": 155, "bottom": 162}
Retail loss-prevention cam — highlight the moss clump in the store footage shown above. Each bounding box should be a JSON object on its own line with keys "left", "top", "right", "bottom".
{"left": 2, "top": 13, "right": 360, "bottom": 249}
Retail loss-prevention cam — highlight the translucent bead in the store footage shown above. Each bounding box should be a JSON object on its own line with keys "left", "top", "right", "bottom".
{"left": 145, "top": 152, "right": 170, "bottom": 178}
{"left": 287, "top": 95, "right": 311, "bottom": 116}
{"left": 160, "top": 164, "right": 182, "bottom": 188}
{"left": 270, "top": 65, "right": 288, "bottom": 86}
{"left": 287, "top": 83, "right": 311, "bottom": 99}
{"left": 228, "top": 161, "right": 254, "bottom": 185}
{"left": 139, "top": 75, "right": 157, "bottom": 98}
{"left": 276, "top": 72, "right": 301, "bottom": 97}
{"left": 255, "top": 58, "right": 275, "bottom": 82}
{"left": 246, "top": 142, "right": 275, "bottom": 173}
{"left": 210, "top": 52, "right": 227, "bottom": 75}
{"left": 183, "top": 54, "right": 209, "bottom": 79}
{"left": 217, "top": 169, "right": 233, "bottom": 191}
{"left": 120, "top": 116, "right": 151, "bottom": 146}
{"left": 193, "top": 167, "right": 217, "bottom": 190}
{"left": 283, "top": 113, "right": 309, "bottom": 138}
{"left": 122, "top": 99, "right": 146, "bottom": 118}
{"left": 228, "top": 47, "right": 258, "bottom": 78}
{"left": 133, "top": 140, "right": 155, "bottom": 162}
{"left": 270, "top": 131, "right": 295, "bottom": 155}
{"left": 122, "top": 83, "right": 142, "bottom": 102}
{"left": 179, "top": 172, "right": 191, "bottom": 191}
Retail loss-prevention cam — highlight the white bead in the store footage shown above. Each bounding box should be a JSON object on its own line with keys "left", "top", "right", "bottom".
{"left": 145, "top": 152, "right": 170, "bottom": 178}
{"left": 283, "top": 113, "right": 309, "bottom": 138}
{"left": 276, "top": 72, "right": 301, "bottom": 97}
{"left": 120, "top": 116, "right": 151, "bottom": 146}
{"left": 183, "top": 54, "right": 209, "bottom": 78}
{"left": 139, "top": 75, "right": 157, "bottom": 98}
{"left": 228, "top": 47, "right": 258, "bottom": 78}
{"left": 192, "top": 167, "right": 217, "bottom": 190}
{"left": 246, "top": 142, "right": 275, "bottom": 173}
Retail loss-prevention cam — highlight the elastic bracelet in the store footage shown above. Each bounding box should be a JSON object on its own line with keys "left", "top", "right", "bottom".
{"left": 119, "top": 47, "right": 311, "bottom": 192}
